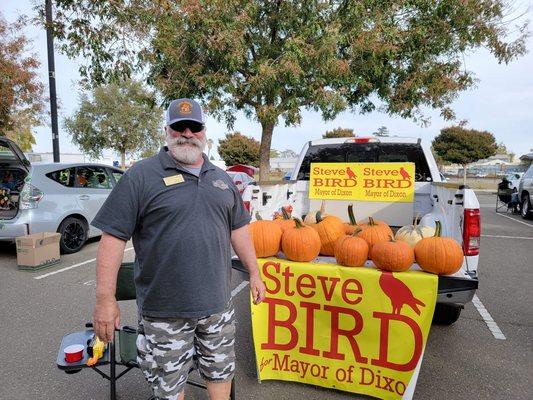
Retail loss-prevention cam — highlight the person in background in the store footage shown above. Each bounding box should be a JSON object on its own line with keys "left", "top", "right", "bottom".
{"left": 91, "top": 98, "right": 265, "bottom": 400}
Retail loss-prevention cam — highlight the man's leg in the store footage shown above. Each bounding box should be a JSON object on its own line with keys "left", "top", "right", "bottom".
{"left": 195, "top": 301, "right": 236, "bottom": 400}
{"left": 138, "top": 316, "right": 196, "bottom": 400}
{"left": 206, "top": 380, "right": 232, "bottom": 400}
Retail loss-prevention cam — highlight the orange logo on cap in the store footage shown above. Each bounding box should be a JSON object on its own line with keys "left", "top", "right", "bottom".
{"left": 179, "top": 101, "right": 193, "bottom": 114}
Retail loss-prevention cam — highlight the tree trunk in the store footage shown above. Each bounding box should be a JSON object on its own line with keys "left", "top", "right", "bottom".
{"left": 463, "top": 164, "right": 467, "bottom": 186}
{"left": 121, "top": 152, "right": 126, "bottom": 169}
{"left": 258, "top": 120, "right": 275, "bottom": 182}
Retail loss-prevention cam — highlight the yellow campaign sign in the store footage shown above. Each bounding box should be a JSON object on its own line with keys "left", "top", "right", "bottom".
{"left": 251, "top": 258, "right": 437, "bottom": 400}
{"left": 309, "top": 162, "right": 415, "bottom": 202}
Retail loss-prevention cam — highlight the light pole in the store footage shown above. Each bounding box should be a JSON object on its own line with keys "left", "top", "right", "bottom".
{"left": 45, "top": 0, "right": 60, "bottom": 162}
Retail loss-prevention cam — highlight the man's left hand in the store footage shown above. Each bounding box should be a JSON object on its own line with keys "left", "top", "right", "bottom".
{"left": 249, "top": 274, "right": 266, "bottom": 304}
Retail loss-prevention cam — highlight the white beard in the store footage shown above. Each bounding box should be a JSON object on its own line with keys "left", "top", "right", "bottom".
{"left": 166, "top": 134, "right": 206, "bottom": 165}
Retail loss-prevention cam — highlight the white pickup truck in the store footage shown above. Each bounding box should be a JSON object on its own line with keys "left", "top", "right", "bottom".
{"left": 235, "top": 136, "right": 480, "bottom": 325}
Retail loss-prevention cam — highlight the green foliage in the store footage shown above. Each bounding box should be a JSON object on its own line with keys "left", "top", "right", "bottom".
{"left": 496, "top": 141, "right": 508, "bottom": 154}
{"left": 48, "top": 0, "right": 528, "bottom": 179}
{"left": 218, "top": 132, "right": 260, "bottom": 167}
{"left": 270, "top": 149, "right": 280, "bottom": 158}
{"left": 0, "top": 14, "right": 44, "bottom": 142}
{"left": 323, "top": 128, "right": 354, "bottom": 139}
{"left": 64, "top": 79, "right": 163, "bottom": 167}
{"left": 432, "top": 126, "right": 498, "bottom": 166}
{"left": 373, "top": 126, "right": 389, "bottom": 137}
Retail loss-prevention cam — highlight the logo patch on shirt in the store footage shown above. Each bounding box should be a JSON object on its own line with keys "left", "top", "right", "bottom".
{"left": 213, "top": 180, "right": 229, "bottom": 190}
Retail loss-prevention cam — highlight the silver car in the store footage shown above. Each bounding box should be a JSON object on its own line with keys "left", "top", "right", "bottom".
{"left": 0, "top": 137, "right": 124, "bottom": 253}
{"left": 518, "top": 164, "right": 533, "bottom": 220}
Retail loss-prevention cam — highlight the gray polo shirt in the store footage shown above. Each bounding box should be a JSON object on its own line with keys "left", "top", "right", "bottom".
{"left": 91, "top": 147, "right": 251, "bottom": 318}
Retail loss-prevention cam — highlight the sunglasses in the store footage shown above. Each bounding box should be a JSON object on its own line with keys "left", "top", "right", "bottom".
{"left": 170, "top": 121, "right": 205, "bottom": 133}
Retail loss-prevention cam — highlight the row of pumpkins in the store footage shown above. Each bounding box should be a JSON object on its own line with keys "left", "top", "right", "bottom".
{"left": 249, "top": 202, "right": 464, "bottom": 275}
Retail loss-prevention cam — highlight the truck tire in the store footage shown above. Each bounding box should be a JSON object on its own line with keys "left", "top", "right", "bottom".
{"left": 432, "top": 304, "right": 462, "bottom": 325}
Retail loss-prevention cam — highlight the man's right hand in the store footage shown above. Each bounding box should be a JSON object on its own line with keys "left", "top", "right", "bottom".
{"left": 93, "top": 297, "right": 120, "bottom": 343}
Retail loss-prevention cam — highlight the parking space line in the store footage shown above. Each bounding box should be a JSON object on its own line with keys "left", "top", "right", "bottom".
{"left": 495, "top": 213, "right": 533, "bottom": 228}
{"left": 472, "top": 295, "right": 506, "bottom": 340}
{"left": 231, "top": 280, "right": 249, "bottom": 298}
{"left": 34, "top": 247, "right": 134, "bottom": 280}
{"left": 481, "top": 234, "right": 533, "bottom": 240}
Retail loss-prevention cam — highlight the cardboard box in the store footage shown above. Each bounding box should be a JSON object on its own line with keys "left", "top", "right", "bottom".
{"left": 16, "top": 232, "right": 61, "bottom": 271}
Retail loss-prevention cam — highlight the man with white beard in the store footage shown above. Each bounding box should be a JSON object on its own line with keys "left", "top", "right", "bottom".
{"left": 91, "top": 98, "right": 266, "bottom": 400}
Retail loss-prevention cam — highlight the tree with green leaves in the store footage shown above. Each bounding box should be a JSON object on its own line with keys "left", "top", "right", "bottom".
{"left": 432, "top": 126, "right": 497, "bottom": 184}
{"left": 270, "top": 149, "right": 280, "bottom": 158}
{"left": 373, "top": 126, "right": 390, "bottom": 137}
{"left": 64, "top": 80, "right": 163, "bottom": 169}
{"left": 0, "top": 14, "right": 45, "bottom": 151}
{"left": 50, "top": 0, "right": 528, "bottom": 180}
{"left": 218, "top": 132, "right": 260, "bottom": 167}
{"left": 323, "top": 128, "right": 354, "bottom": 139}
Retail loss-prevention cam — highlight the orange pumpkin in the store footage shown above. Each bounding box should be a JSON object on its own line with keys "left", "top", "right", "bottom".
{"left": 334, "top": 228, "right": 369, "bottom": 267}
{"left": 343, "top": 204, "right": 360, "bottom": 234}
{"left": 415, "top": 220, "right": 464, "bottom": 275}
{"left": 357, "top": 217, "right": 393, "bottom": 256}
{"left": 274, "top": 207, "right": 296, "bottom": 232}
{"left": 371, "top": 236, "right": 414, "bottom": 272}
{"left": 249, "top": 213, "right": 282, "bottom": 257}
{"left": 281, "top": 218, "right": 321, "bottom": 262}
{"left": 311, "top": 211, "right": 346, "bottom": 256}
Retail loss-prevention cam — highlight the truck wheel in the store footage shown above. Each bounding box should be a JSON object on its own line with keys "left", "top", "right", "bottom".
{"left": 432, "top": 304, "right": 462, "bottom": 325}
{"left": 58, "top": 217, "right": 87, "bottom": 254}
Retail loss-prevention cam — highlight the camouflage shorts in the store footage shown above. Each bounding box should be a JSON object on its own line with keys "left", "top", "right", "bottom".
{"left": 136, "top": 301, "right": 235, "bottom": 400}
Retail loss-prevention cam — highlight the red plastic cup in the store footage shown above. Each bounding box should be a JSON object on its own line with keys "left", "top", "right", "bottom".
{"left": 64, "top": 344, "right": 84, "bottom": 363}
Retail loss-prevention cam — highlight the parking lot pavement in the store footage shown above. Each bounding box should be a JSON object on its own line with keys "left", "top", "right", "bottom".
{"left": 0, "top": 193, "right": 531, "bottom": 400}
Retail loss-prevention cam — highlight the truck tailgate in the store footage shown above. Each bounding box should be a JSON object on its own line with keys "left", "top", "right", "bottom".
{"left": 231, "top": 257, "right": 478, "bottom": 306}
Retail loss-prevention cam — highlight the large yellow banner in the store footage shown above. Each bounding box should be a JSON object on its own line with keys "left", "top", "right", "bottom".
{"left": 309, "top": 162, "right": 415, "bottom": 202}
{"left": 251, "top": 258, "right": 437, "bottom": 400}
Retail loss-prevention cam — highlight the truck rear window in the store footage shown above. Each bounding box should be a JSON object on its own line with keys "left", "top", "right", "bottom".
{"left": 297, "top": 142, "right": 432, "bottom": 182}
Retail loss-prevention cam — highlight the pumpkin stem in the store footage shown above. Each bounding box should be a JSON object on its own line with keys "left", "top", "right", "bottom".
{"left": 319, "top": 200, "right": 326, "bottom": 215}
{"left": 293, "top": 218, "right": 305, "bottom": 229}
{"left": 255, "top": 212, "right": 263, "bottom": 221}
{"left": 348, "top": 204, "right": 357, "bottom": 226}
{"left": 316, "top": 211, "right": 323, "bottom": 223}
{"left": 368, "top": 216, "right": 375, "bottom": 226}
{"left": 414, "top": 213, "right": 421, "bottom": 227}
{"left": 281, "top": 206, "right": 291, "bottom": 220}
{"left": 351, "top": 227, "right": 363, "bottom": 236}
{"left": 434, "top": 220, "right": 442, "bottom": 237}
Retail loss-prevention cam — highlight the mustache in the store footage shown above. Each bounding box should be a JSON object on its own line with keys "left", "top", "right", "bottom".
{"left": 168, "top": 136, "right": 204, "bottom": 149}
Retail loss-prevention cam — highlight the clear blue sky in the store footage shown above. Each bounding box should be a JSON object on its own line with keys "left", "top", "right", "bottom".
{"left": 3, "top": 1, "right": 533, "bottom": 161}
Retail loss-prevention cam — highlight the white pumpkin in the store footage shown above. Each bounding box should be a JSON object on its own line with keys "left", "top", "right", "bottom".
{"left": 303, "top": 200, "right": 327, "bottom": 225}
{"left": 395, "top": 216, "right": 435, "bottom": 248}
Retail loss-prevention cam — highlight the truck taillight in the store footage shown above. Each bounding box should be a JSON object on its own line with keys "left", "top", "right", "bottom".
{"left": 20, "top": 184, "right": 44, "bottom": 209}
{"left": 463, "top": 209, "right": 480, "bottom": 256}
{"left": 345, "top": 137, "right": 375, "bottom": 143}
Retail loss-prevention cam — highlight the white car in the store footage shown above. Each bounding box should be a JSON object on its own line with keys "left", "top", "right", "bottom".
{"left": 1, "top": 137, "right": 124, "bottom": 253}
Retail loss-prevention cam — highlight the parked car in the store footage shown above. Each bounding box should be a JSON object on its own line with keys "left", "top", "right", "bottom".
{"left": 518, "top": 165, "right": 533, "bottom": 219}
{"left": 0, "top": 137, "right": 124, "bottom": 253}
{"left": 226, "top": 170, "right": 255, "bottom": 194}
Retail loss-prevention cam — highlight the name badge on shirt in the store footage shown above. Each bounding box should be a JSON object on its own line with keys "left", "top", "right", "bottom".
{"left": 163, "top": 174, "right": 185, "bottom": 186}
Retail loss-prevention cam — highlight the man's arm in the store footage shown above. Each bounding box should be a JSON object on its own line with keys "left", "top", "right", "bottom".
{"left": 231, "top": 225, "right": 266, "bottom": 304}
{"left": 92, "top": 232, "right": 127, "bottom": 342}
